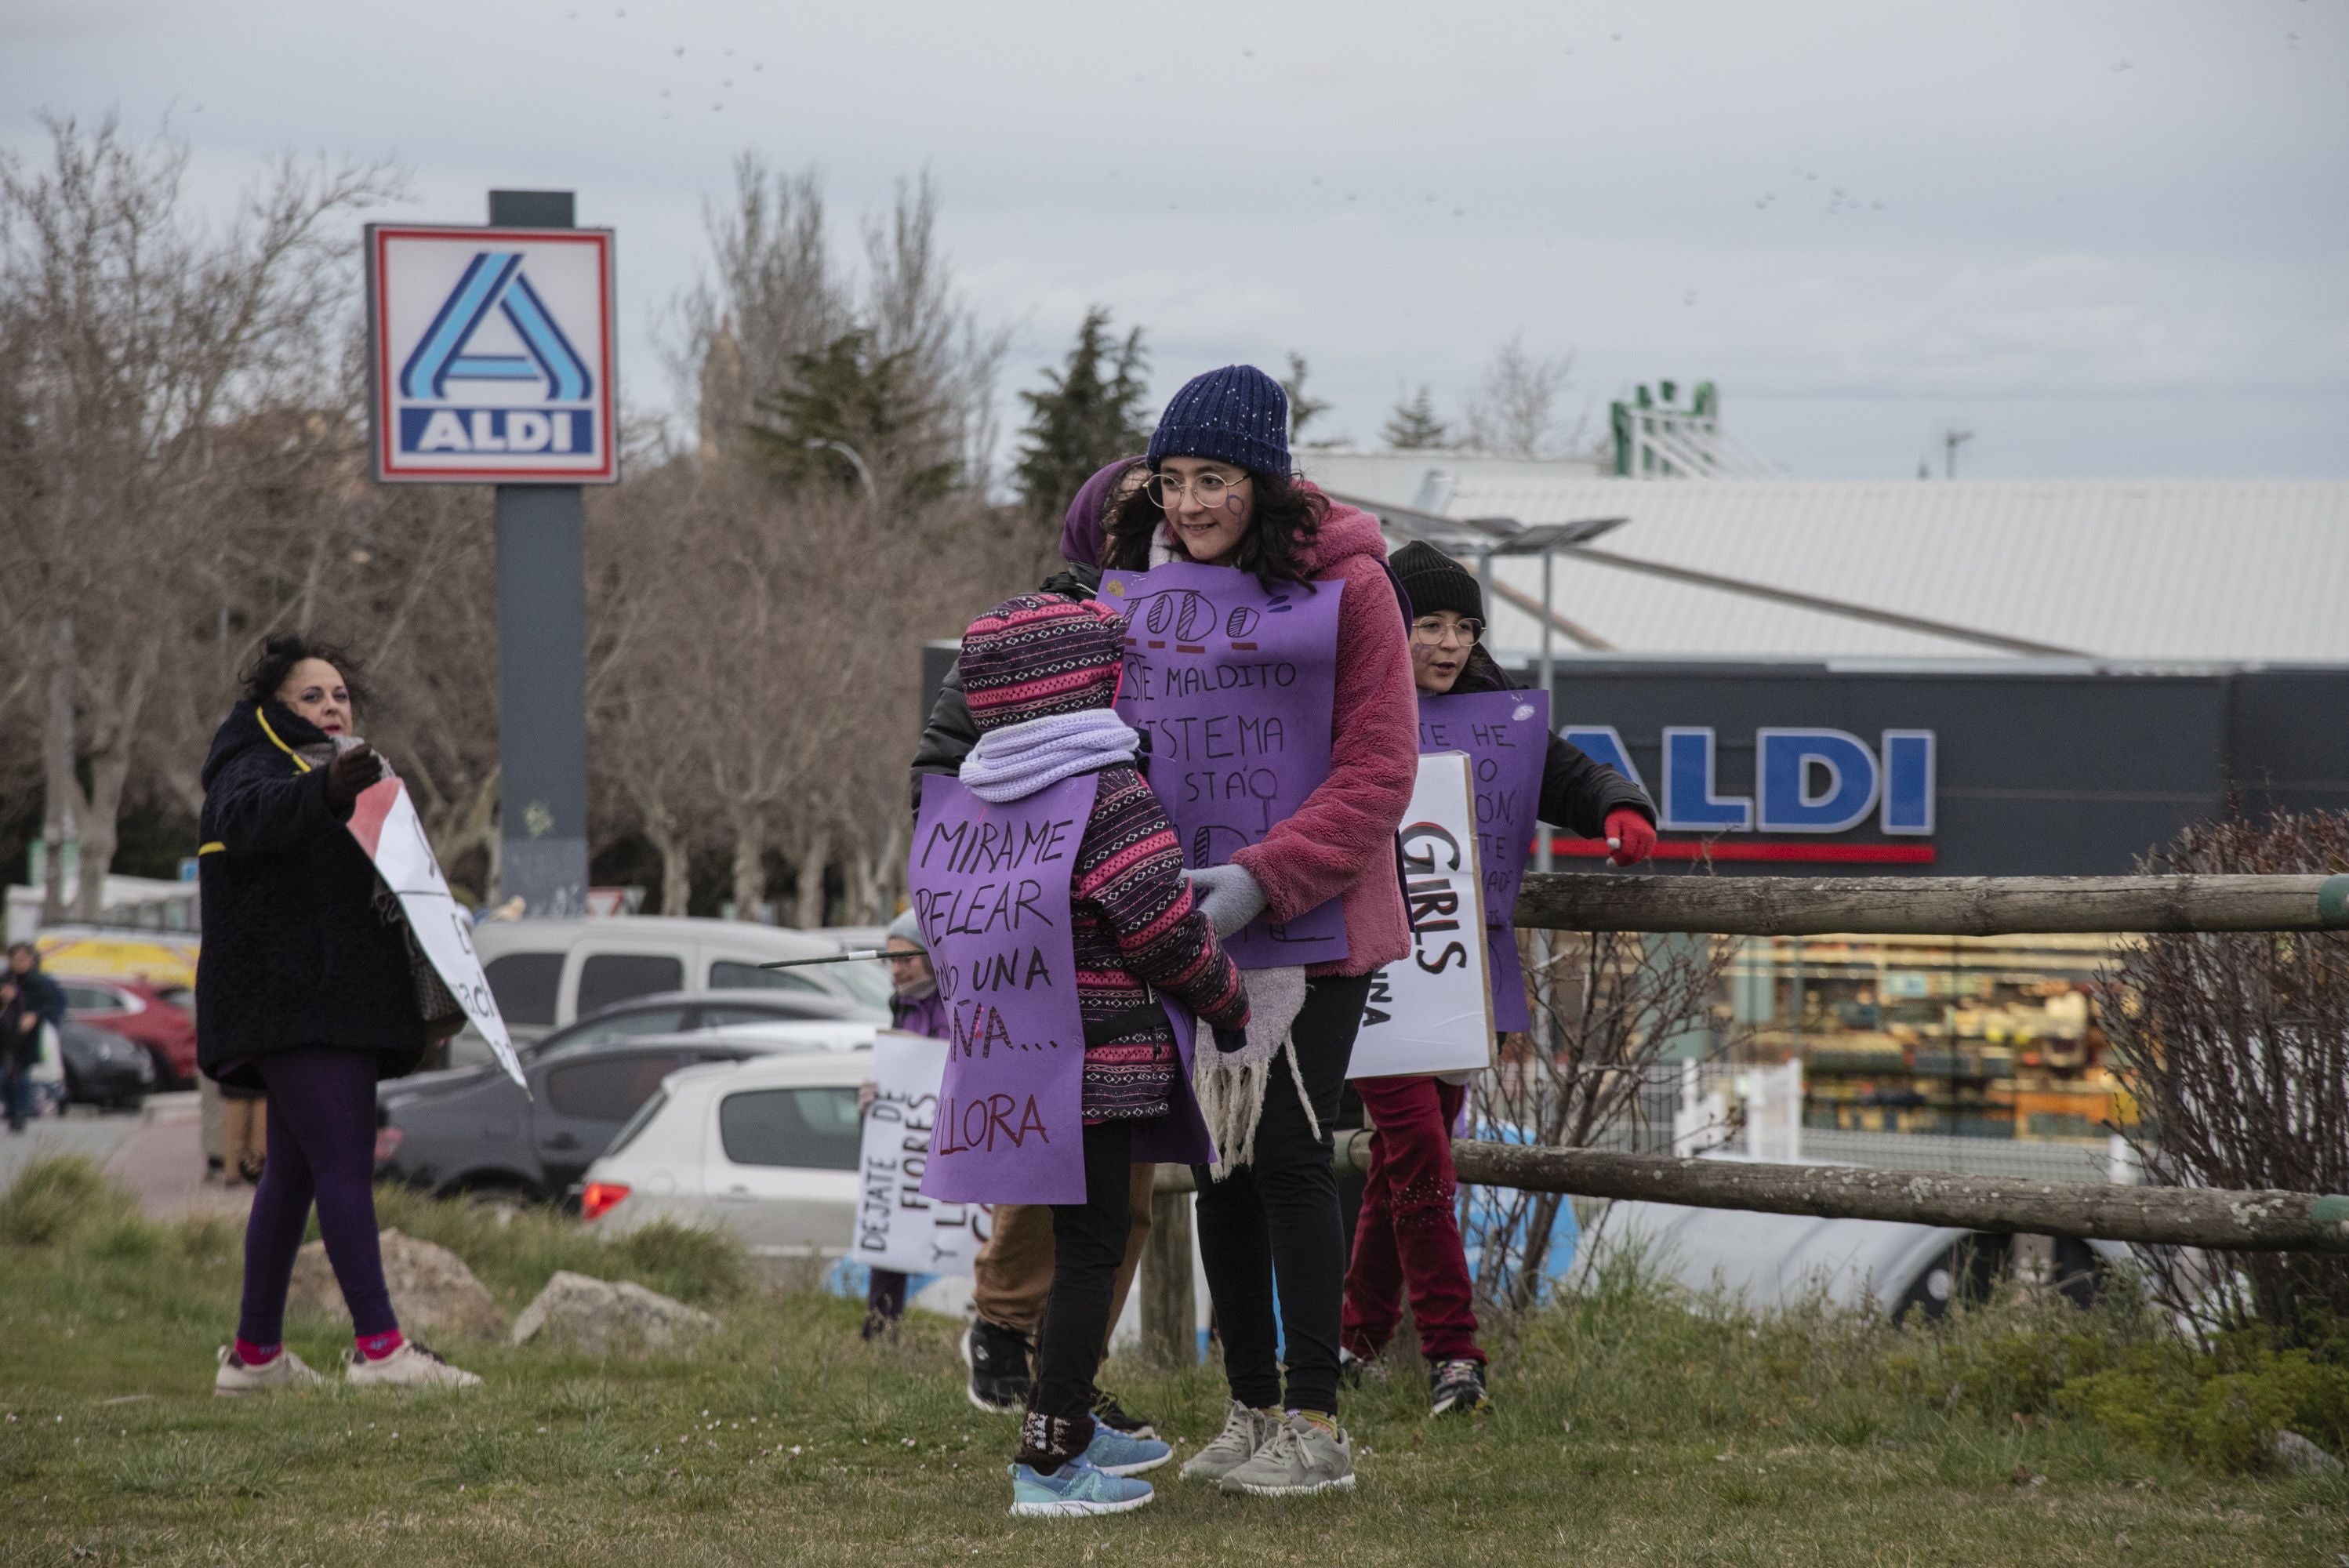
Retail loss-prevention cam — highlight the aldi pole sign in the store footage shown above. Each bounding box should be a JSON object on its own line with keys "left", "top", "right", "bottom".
{"left": 366, "top": 224, "right": 618, "bottom": 484}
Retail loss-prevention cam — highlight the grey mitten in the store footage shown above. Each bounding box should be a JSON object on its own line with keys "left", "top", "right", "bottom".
{"left": 1183, "top": 862, "right": 1269, "bottom": 938}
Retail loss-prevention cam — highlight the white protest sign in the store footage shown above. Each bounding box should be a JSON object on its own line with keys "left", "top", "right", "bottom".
{"left": 345, "top": 777, "right": 523, "bottom": 1088}
{"left": 1349, "top": 752, "right": 1497, "bottom": 1080}
{"left": 857, "top": 1029, "right": 989, "bottom": 1276}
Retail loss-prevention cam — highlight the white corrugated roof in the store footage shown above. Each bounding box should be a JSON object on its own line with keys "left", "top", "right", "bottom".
{"left": 1298, "top": 455, "right": 2349, "bottom": 662}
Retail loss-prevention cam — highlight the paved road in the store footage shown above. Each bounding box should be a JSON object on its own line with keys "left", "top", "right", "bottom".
{"left": 2, "top": 1094, "right": 251, "bottom": 1221}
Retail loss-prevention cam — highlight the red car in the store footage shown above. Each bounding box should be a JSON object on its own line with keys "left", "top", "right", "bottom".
{"left": 56, "top": 977, "right": 198, "bottom": 1090}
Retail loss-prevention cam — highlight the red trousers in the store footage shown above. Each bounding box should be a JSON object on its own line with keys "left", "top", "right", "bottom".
{"left": 1341, "top": 1075, "right": 1484, "bottom": 1366}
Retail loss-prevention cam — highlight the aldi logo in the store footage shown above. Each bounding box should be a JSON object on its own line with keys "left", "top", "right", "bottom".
{"left": 366, "top": 224, "right": 617, "bottom": 483}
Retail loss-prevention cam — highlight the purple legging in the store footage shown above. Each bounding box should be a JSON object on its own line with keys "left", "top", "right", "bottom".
{"left": 235, "top": 1047, "right": 398, "bottom": 1344}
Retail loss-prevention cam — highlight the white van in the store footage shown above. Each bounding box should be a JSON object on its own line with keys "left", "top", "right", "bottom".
{"left": 456, "top": 916, "right": 891, "bottom": 1063}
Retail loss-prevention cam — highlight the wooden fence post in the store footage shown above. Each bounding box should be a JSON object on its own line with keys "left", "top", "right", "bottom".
{"left": 1139, "top": 1184, "right": 1195, "bottom": 1367}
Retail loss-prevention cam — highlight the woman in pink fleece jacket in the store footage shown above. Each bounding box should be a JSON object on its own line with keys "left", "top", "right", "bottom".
{"left": 1102, "top": 364, "right": 1416, "bottom": 1497}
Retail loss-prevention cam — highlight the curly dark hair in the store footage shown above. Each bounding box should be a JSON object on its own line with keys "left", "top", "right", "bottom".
{"left": 1102, "top": 464, "right": 1329, "bottom": 590}
{"left": 238, "top": 633, "right": 369, "bottom": 712}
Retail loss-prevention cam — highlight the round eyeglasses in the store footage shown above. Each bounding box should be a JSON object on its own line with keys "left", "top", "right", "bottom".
{"left": 1145, "top": 470, "right": 1251, "bottom": 508}
{"left": 1410, "top": 616, "right": 1484, "bottom": 646}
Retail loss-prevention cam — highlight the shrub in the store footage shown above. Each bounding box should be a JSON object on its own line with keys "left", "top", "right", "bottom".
{"left": 2106, "top": 811, "right": 2349, "bottom": 1342}
{"left": 85, "top": 1214, "right": 163, "bottom": 1262}
{"left": 0, "top": 1156, "right": 136, "bottom": 1246}
{"left": 2061, "top": 1323, "right": 2349, "bottom": 1472}
{"left": 365, "top": 1181, "right": 751, "bottom": 1308}
{"left": 608, "top": 1219, "right": 752, "bottom": 1307}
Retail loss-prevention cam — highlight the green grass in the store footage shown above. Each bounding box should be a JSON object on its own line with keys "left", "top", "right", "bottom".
{"left": 1, "top": 1156, "right": 2343, "bottom": 1567}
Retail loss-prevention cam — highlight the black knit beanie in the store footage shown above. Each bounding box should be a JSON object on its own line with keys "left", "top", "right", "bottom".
{"left": 1389, "top": 540, "right": 1484, "bottom": 624}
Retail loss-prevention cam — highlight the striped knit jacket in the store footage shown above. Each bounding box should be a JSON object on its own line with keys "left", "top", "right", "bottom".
{"left": 1069, "top": 763, "right": 1250, "bottom": 1123}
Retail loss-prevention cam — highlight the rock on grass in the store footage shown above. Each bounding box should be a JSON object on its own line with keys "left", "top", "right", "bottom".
{"left": 510, "top": 1270, "right": 720, "bottom": 1355}
{"left": 287, "top": 1228, "right": 506, "bottom": 1340}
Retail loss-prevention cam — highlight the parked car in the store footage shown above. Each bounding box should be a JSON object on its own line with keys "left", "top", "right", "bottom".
{"left": 579, "top": 1049, "right": 869, "bottom": 1261}
{"left": 376, "top": 1019, "right": 876, "bottom": 1208}
{"left": 53, "top": 976, "right": 198, "bottom": 1089}
{"left": 448, "top": 916, "right": 888, "bottom": 1067}
{"left": 1574, "top": 1180, "right": 2122, "bottom": 1321}
{"left": 58, "top": 1019, "right": 155, "bottom": 1111}
{"left": 392, "top": 985, "right": 869, "bottom": 1103}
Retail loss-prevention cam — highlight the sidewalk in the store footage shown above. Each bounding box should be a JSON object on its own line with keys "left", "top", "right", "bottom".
{"left": 2, "top": 1093, "right": 252, "bottom": 1222}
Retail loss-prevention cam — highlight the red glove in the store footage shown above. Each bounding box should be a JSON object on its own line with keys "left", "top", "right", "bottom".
{"left": 1603, "top": 808, "right": 1656, "bottom": 868}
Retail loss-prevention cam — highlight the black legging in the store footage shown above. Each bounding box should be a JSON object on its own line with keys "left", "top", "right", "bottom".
{"left": 1030, "top": 1119, "right": 1135, "bottom": 1424}
{"left": 1193, "top": 972, "right": 1371, "bottom": 1418}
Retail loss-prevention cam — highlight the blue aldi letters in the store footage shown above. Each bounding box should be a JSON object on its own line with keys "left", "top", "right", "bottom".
{"left": 1559, "top": 725, "right": 1935, "bottom": 837}
{"left": 395, "top": 252, "right": 595, "bottom": 459}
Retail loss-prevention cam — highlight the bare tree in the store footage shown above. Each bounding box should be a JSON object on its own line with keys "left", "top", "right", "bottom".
{"left": 859, "top": 172, "right": 1012, "bottom": 492}
{"left": 1465, "top": 925, "right": 1737, "bottom": 1314}
{"left": 674, "top": 158, "right": 1007, "bottom": 493}
{"left": 2105, "top": 811, "right": 2349, "bottom": 1342}
{"left": 669, "top": 155, "right": 846, "bottom": 460}
{"left": 1461, "top": 332, "right": 1581, "bottom": 460}
{"left": 0, "top": 114, "right": 401, "bottom": 917}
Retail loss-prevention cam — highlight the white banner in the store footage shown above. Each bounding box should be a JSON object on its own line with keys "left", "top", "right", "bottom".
{"left": 346, "top": 778, "right": 522, "bottom": 1088}
{"left": 856, "top": 1029, "right": 989, "bottom": 1276}
{"left": 1350, "top": 752, "right": 1497, "bottom": 1080}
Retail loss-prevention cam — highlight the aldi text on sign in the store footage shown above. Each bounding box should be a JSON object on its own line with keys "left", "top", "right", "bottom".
{"left": 1351, "top": 753, "right": 1496, "bottom": 1080}
{"left": 367, "top": 224, "right": 618, "bottom": 483}
{"left": 343, "top": 777, "right": 524, "bottom": 1088}
{"left": 857, "top": 1030, "right": 989, "bottom": 1276}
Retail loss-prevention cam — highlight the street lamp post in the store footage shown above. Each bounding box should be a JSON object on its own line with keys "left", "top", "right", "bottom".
{"left": 806, "top": 438, "right": 878, "bottom": 506}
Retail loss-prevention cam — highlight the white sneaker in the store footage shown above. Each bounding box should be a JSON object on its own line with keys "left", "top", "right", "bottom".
{"left": 1179, "top": 1400, "right": 1282, "bottom": 1483}
{"left": 1218, "top": 1412, "right": 1356, "bottom": 1497}
{"left": 214, "top": 1345, "right": 327, "bottom": 1397}
{"left": 343, "top": 1341, "right": 483, "bottom": 1390}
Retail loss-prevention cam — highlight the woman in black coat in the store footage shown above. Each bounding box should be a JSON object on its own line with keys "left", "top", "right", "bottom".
{"left": 199, "top": 633, "right": 480, "bottom": 1396}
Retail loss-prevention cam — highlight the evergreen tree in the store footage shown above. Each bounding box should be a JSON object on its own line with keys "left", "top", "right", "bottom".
{"left": 1280, "top": 351, "right": 1333, "bottom": 444}
{"left": 747, "top": 328, "right": 960, "bottom": 503}
{"left": 1013, "top": 307, "right": 1149, "bottom": 528}
{"left": 1382, "top": 385, "right": 1451, "bottom": 449}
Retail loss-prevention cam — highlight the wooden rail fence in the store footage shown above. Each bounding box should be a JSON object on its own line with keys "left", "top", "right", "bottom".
{"left": 1130, "top": 873, "right": 2349, "bottom": 1367}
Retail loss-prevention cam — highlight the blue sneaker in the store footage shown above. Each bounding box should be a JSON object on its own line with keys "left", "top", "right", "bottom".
{"left": 1008, "top": 1457, "right": 1155, "bottom": 1517}
{"left": 1082, "top": 1425, "right": 1173, "bottom": 1476}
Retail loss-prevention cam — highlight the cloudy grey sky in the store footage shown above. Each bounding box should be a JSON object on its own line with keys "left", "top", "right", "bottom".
{"left": 5, "top": 0, "right": 2344, "bottom": 480}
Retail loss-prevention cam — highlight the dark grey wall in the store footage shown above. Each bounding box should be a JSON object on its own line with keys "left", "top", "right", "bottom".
{"left": 1536, "top": 659, "right": 2349, "bottom": 877}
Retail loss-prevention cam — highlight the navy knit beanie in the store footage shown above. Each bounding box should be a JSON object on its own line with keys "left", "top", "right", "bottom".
{"left": 1147, "top": 365, "right": 1291, "bottom": 476}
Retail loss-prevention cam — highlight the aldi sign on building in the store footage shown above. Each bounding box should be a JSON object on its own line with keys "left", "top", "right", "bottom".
{"left": 365, "top": 224, "right": 618, "bottom": 483}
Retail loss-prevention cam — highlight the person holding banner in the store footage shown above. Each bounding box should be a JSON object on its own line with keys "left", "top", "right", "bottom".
{"left": 1337, "top": 543, "right": 1655, "bottom": 1416}
{"left": 1101, "top": 365, "right": 1418, "bottom": 1497}
{"left": 910, "top": 593, "right": 1250, "bottom": 1517}
{"left": 859, "top": 909, "right": 948, "bottom": 1340}
{"left": 197, "top": 635, "right": 481, "bottom": 1396}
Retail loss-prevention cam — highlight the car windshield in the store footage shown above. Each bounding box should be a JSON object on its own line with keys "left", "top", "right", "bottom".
{"left": 827, "top": 960, "right": 896, "bottom": 1012}
{"left": 531, "top": 1006, "right": 692, "bottom": 1062}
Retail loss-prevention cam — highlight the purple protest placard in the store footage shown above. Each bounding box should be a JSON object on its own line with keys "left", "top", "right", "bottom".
{"left": 1418, "top": 687, "right": 1550, "bottom": 1033}
{"left": 908, "top": 771, "right": 1097, "bottom": 1205}
{"left": 1101, "top": 560, "right": 1349, "bottom": 969}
